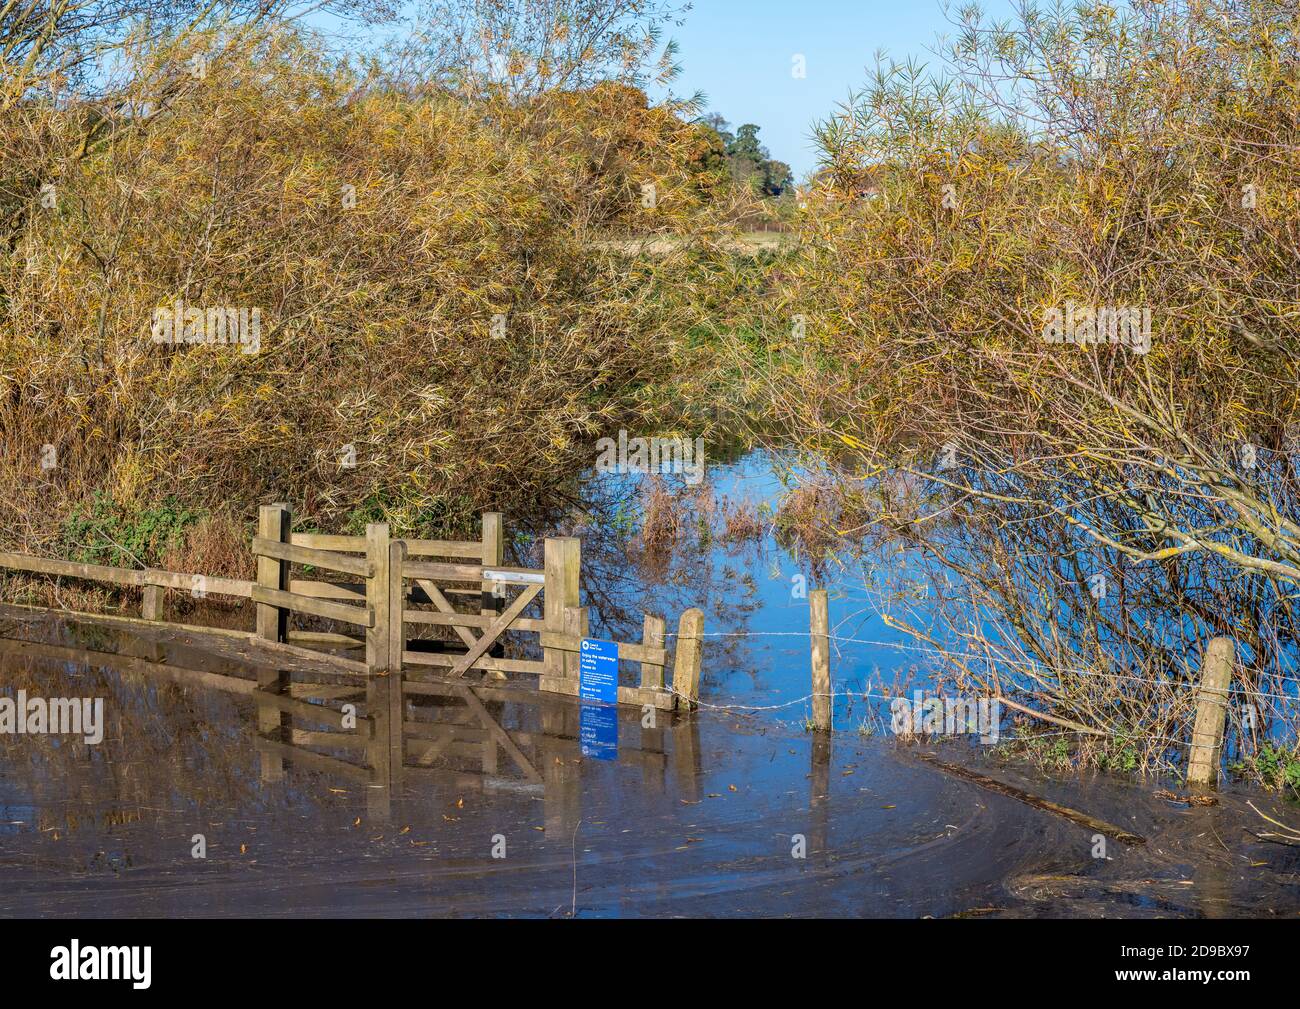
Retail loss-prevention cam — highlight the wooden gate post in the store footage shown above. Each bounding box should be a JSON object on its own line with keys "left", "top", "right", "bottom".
{"left": 142, "top": 584, "right": 164, "bottom": 621}
{"left": 543, "top": 537, "right": 581, "bottom": 680}
{"left": 387, "top": 540, "right": 406, "bottom": 675}
{"left": 481, "top": 512, "right": 503, "bottom": 618}
{"left": 810, "top": 589, "right": 831, "bottom": 732}
{"left": 365, "top": 523, "right": 392, "bottom": 675}
{"left": 364, "top": 524, "right": 398, "bottom": 785}
{"left": 639, "top": 613, "right": 667, "bottom": 691}
{"left": 480, "top": 512, "right": 506, "bottom": 676}
{"left": 255, "top": 503, "right": 292, "bottom": 781}
{"left": 1188, "top": 636, "right": 1235, "bottom": 788}
{"left": 385, "top": 539, "right": 407, "bottom": 780}
{"left": 564, "top": 606, "right": 589, "bottom": 658}
{"left": 673, "top": 608, "right": 704, "bottom": 708}
{"left": 255, "top": 503, "right": 291, "bottom": 644}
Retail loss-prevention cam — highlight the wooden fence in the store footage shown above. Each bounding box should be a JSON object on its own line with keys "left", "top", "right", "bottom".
{"left": 0, "top": 503, "right": 704, "bottom": 714}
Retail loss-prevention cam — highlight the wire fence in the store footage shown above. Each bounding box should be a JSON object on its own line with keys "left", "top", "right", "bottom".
{"left": 660, "top": 625, "right": 1296, "bottom": 749}
{"left": 664, "top": 627, "right": 1299, "bottom": 703}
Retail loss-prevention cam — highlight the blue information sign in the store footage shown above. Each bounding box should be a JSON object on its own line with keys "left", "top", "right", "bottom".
{"left": 578, "top": 638, "right": 619, "bottom": 705}
{"left": 579, "top": 702, "right": 618, "bottom": 760}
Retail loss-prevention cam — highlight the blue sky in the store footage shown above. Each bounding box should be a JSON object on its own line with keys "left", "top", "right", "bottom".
{"left": 666, "top": 0, "right": 1020, "bottom": 182}
{"left": 308, "top": 0, "right": 1023, "bottom": 182}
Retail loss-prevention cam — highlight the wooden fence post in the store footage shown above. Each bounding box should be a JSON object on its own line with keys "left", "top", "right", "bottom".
{"left": 388, "top": 540, "right": 406, "bottom": 674}
{"left": 543, "top": 537, "right": 581, "bottom": 680}
{"left": 255, "top": 504, "right": 291, "bottom": 644}
{"left": 810, "top": 589, "right": 831, "bottom": 732}
{"left": 564, "top": 605, "right": 589, "bottom": 661}
{"left": 1188, "top": 636, "right": 1235, "bottom": 788}
{"left": 480, "top": 512, "right": 506, "bottom": 676}
{"left": 673, "top": 608, "right": 704, "bottom": 708}
{"left": 365, "top": 523, "right": 391, "bottom": 676}
{"left": 481, "top": 512, "right": 503, "bottom": 617}
{"left": 255, "top": 503, "right": 291, "bottom": 781}
{"left": 142, "top": 584, "right": 164, "bottom": 621}
{"left": 386, "top": 539, "right": 406, "bottom": 779}
{"left": 639, "top": 613, "right": 666, "bottom": 691}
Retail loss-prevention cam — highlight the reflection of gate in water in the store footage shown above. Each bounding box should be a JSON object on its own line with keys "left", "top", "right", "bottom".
{"left": 0, "top": 632, "right": 709, "bottom": 846}
{"left": 254, "top": 671, "right": 707, "bottom": 831}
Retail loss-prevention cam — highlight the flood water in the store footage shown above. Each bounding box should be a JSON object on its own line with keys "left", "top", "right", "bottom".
{"left": 2, "top": 452, "right": 1299, "bottom": 917}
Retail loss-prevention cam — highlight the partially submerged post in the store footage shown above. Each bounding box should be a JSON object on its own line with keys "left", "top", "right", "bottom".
{"left": 365, "top": 523, "right": 392, "bottom": 675}
{"left": 255, "top": 504, "right": 291, "bottom": 645}
{"left": 480, "top": 512, "right": 504, "bottom": 651}
{"left": 365, "top": 524, "right": 406, "bottom": 786}
{"left": 1188, "top": 636, "right": 1235, "bottom": 788}
{"left": 255, "top": 503, "right": 292, "bottom": 780}
{"left": 543, "top": 537, "right": 581, "bottom": 680}
{"left": 387, "top": 540, "right": 406, "bottom": 677}
{"left": 385, "top": 539, "right": 407, "bottom": 780}
{"left": 480, "top": 512, "right": 505, "bottom": 674}
{"left": 640, "top": 612, "right": 668, "bottom": 786}
{"left": 809, "top": 589, "right": 831, "bottom": 732}
{"left": 141, "top": 584, "right": 164, "bottom": 621}
{"left": 639, "top": 613, "right": 667, "bottom": 692}
{"left": 674, "top": 608, "right": 704, "bottom": 708}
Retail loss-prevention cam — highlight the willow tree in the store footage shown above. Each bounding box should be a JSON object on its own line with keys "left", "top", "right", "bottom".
{"left": 739, "top": 0, "right": 1300, "bottom": 775}
{"left": 1, "top": 3, "right": 730, "bottom": 550}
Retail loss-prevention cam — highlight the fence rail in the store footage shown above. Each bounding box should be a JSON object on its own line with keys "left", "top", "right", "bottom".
{"left": 252, "top": 536, "right": 374, "bottom": 579}
{"left": 0, "top": 551, "right": 254, "bottom": 598}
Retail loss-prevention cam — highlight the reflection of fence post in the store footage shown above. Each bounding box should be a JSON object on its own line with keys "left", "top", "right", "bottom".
{"left": 673, "top": 608, "right": 704, "bottom": 709}
{"left": 1188, "top": 636, "right": 1235, "bottom": 788}
{"left": 811, "top": 733, "right": 831, "bottom": 856}
{"left": 544, "top": 537, "right": 581, "bottom": 680}
{"left": 810, "top": 589, "right": 831, "bottom": 732}
{"left": 673, "top": 715, "right": 703, "bottom": 802}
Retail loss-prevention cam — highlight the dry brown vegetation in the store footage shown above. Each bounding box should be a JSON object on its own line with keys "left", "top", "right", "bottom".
{"left": 726, "top": 0, "right": 1300, "bottom": 780}
{"left": 2, "top": 1, "right": 740, "bottom": 554}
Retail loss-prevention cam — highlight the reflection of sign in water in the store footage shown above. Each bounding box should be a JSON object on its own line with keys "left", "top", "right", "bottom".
{"left": 578, "top": 638, "right": 619, "bottom": 705}
{"left": 580, "top": 702, "right": 618, "bottom": 760}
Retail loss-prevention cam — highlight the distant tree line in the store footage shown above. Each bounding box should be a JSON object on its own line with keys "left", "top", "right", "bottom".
{"left": 696, "top": 115, "right": 793, "bottom": 198}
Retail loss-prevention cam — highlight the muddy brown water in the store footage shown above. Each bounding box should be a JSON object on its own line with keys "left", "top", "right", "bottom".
{"left": 1, "top": 608, "right": 1298, "bottom": 918}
